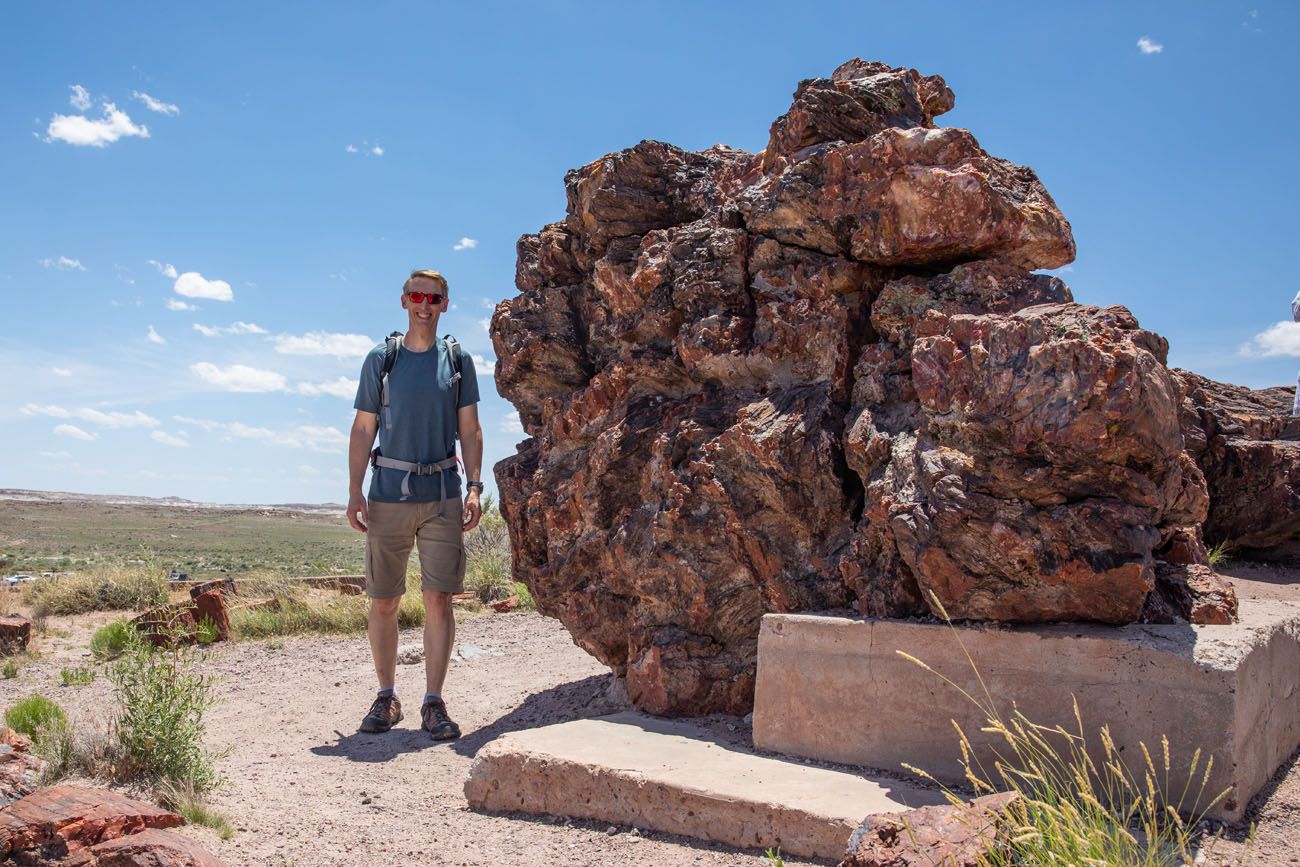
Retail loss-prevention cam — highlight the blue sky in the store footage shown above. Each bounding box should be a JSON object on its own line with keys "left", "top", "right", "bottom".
{"left": 2, "top": 1, "right": 1296, "bottom": 505}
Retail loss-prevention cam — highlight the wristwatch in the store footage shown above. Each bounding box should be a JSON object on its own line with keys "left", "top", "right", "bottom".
{"left": 465, "top": 480, "right": 485, "bottom": 493}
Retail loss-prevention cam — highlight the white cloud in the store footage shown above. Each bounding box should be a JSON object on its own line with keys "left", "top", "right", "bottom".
{"left": 471, "top": 353, "right": 496, "bottom": 376}
{"left": 295, "top": 376, "right": 355, "bottom": 398}
{"left": 1240, "top": 321, "right": 1300, "bottom": 357}
{"left": 453, "top": 237, "right": 478, "bottom": 251}
{"left": 191, "top": 362, "right": 287, "bottom": 393}
{"left": 345, "top": 144, "right": 358, "bottom": 154}
{"left": 175, "top": 271, "right": 233, "bottom": 301}
{"left": 192, "top": 321, "right": 266, "bottom": 337}
{"left": 297, "top": 464, "right": 321, "bottom": 475}
{"left": 501, "top": 411, "right": 524, "bottom": 434}
{"left": 174, "top": 415, "right": 347, "bottom": 453}
{"left": 480, "top": 298, "right": 498, "bottom": 310}
{"left": 273, "top": 331, "right": 373, "bottom": 358}
{"left": 22, "top": 404, "right": 159, "bottom": 428}
{"left": 69, "top": 84, "right": 91, "bottom": 111}
{"left": 477, "top": 317, "right": 491, "bottom": 334}
{"left": 39, "top": 450, "right": 73, "bottom": 459}
{"left": 165, "top": 297, "right": 196, "bottom": 311}
{"left": 148, "top": 260, "right": 179, "bottom": 279}
{"left": 371, "top": 145, "right": 384, "bottom": 156}
{"left": 150, "top": 430, "right": 190, "bottom": 447}
{"left": 346, "top": 140, "right": 383, "bottom": 157}
{"left": 39, "top": 256, "right": 85, "bottom": 271}
{"left": 132, "top": 91, "right": 180, "bottom": 116}
{"left": 147, "top": 325, "right": 165, "bottom": 344}
{"left": 46, "top": 102, "right": 149, "bottom": 147}
{"left": 54, "top": 424, "right": 98, "bottom": 441}
{"left": 52, "top": 367, "right": 72, "bottom": 377}
{"left": 1137, "top": 36, "right": 1164, "bottom": 54}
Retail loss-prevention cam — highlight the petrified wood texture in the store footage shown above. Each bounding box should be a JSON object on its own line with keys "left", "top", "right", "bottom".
{"left": 492, "top": 59, "right": 1272, "bottom": 714}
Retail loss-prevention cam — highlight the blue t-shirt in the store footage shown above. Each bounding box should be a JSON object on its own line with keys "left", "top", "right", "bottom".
{"left": 354, "top": 337, "right": 480, "bottom": 503}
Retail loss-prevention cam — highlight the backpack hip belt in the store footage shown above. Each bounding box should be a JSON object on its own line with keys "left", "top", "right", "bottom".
{"left": 370, "top": 450, "right": 460, "bottom": 511}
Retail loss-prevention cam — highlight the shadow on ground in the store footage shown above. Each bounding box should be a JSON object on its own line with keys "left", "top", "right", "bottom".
{"left": 310, "top": 726, "right": 454, "bottom": 763}
{"left": 454, "top": 672, "right": 627, "bottom": 758}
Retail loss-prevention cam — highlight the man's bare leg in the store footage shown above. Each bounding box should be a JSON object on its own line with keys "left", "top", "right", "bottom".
{"left": 368, "top": 596, "right": 402, "bottom": 690}
{"left": 422, "top": 589, "right": 455, "bottom": 696}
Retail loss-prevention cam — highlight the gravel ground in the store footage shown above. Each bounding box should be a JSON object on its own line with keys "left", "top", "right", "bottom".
{"left": 4, "top": 567, "right": 1300, "bottom": 866}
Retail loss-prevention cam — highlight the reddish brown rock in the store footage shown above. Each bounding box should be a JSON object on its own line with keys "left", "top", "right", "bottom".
{"left": 0, "top": 785, "right": 183, "bottom": 857}
{"left": 490, "top": 595, "right": 520, "bottom": 613}
{"left": 491, "top": 59, "right": 1266, "bottom": 716}
{"left": 1143, "top": 562, "right": 1239, "bottom": 625}
{"left": 84, "top": 827, "right": 226, "bottom": 866}
{"left": 1175, "top": 369, "right": 1300, "bottom": 551}
{"left": 0, "top": 728, "right": 43, "bottom": 808}
{"left": 131, "top": 607, "right": 197, "bottom": 649}
{"left": 188, "top": 590, "right": 229, "bottom": 642}
{"left": 0, "top": 615, "right": 32, "bottom": 654}
{"left": 842, "top": 792, "right": 1018, "bottom": 867}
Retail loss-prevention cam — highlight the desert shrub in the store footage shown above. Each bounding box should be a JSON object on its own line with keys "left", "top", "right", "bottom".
{"left": 512, "top": 581, "right": 536, "bottom": 612}
{"left": 59, "top": 666, "right": 95, "bottom": 686}
{"left": 1207, "top": 542, "right": 1233, "bottom": 569}
{"left": 465, "top": 550, "right": 513, "bottom": 604}
{"left": 158, "top": 780, "right": 234, "bottom": 840}
{"left": 109, "top": 628, "right": 218, "bottom": 792}
{"left": 195, "top": 616, "right": 220, "bottom": 645}
{"left": 25, "top": 564, "right": 167, "bottom": 617}
{"left": 5, "top": 694, "right": 66, "bottom": 739}
{"left": 90, "top": 620, "right": 135, "bottom": 660}
{"left": 1, "top": 659, "right": 17, "bottom": 679}
{"left": 900, "top": 592, "right": 1239, "bottom": 867}
{"left": 230, "top": 579, "right": 425, "bottom": 639}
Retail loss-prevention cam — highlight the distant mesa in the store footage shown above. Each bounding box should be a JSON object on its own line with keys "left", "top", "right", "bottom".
{"left": 489, "top": 58, "right": 1294, "bottom": 716}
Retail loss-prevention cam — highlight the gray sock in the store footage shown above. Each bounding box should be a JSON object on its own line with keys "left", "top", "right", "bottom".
{"left": 423, "top": 692, "right": 441, "bottom": 705}
{"left": 378, "top": 687, "right": 396, "bottom": 698}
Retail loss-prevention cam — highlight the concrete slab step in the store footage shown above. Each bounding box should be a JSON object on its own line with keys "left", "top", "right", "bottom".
{"left": 463, "top": 711, "right": 946, "bottom": 861}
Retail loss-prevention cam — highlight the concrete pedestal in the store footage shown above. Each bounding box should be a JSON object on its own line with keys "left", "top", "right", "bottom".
{"left": 753, "top": 599, "right": 1300, "bottom": 822}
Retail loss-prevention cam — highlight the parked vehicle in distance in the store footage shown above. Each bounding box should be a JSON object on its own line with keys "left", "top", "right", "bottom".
{"left": 167, "top": 571, "right": 189, "bottom": 582}
{"left": 4, "top": 574, "right": 37, "bottom": 586}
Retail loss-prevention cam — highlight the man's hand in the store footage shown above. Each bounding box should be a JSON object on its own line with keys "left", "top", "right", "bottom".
{"left": 347, "top": 492, "right": 369, "bottom": 533}
{"left": 462, "top": 491, "right": 482, "bottom": 532}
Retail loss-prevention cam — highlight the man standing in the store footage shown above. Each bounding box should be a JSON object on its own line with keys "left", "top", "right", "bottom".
{"left": 347, "top": 268, "right": 483, "bottom": 740}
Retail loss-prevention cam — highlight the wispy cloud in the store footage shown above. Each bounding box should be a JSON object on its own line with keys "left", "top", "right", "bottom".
{"left": 470, "top": 353, "right": 496, "bottom": 376}
{"left": 273, "top": 331, "right": 373, "bottom": 358}
{"left": 39, "top": 450, "right": 73, "bottom": 459}
{"left": 165, "top": 297, "right": 197, "bottom": 311}
{"left": 1137, "top": 36, "right": 1164, "bottom": 54}
{"left": 371, "top": 145, "right": 384, "bottom": 156}
{"left": 192, "top": 321, "right": 266, "bottom": 337}
{"left": 132, "top": 91, "right": 180, "bottom": 116}
{"left": 175, "top": 271, "right": 233, "bottom": 302}
{"left": 51, "top": 367, "right": 72, "bottom": 377}
{"left": 345, "top": 139, "right": 383, "bottom": 157}
{"left": 501, "top": 410, "right": 524, "bottom": 434}
{"left": 174, "top": 415, "right": 347, "bottom": 453}
{"left": 1240, "top": 321, "right": 1300, "bottom": 357}
{"left": 54, "top": 424, "right": 98, "bottom": 441}
{"left": 46, "top": 100, "right": 149, "bottom": 147}
{"left": 148, "top": 260, "right": 178, "bottom": 279}
{"left": 191, "top": 362, "right": 287, "bottom": 393}
{"left": 147, "top": 325, "right": 166, "bottom": 344}
{"left": 151, "top": 430, "right": 190, "bottom": 447}
{"left": 22, "top": 404, "right": 159, "bottom": 428}
{"left": 344, "top": 144, "right": 358, "bottom": 154}
{"left": 477, "top": 317, "right": 491, "bottom": 334}
{"left": 39, "top": 256, "right": 85, "bottom": 271}
{"left": 295, "top": 377, "right": 355, "bottom": 398}
{"left": 69, "top": 84, "right": 92, "bottom": 111}
{"left": 453, "top": 237, "right": 478, "bottom": 251}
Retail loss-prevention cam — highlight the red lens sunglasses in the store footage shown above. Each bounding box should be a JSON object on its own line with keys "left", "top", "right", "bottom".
{"left": 406, "top": 291, "right": 444, "bottom": 305}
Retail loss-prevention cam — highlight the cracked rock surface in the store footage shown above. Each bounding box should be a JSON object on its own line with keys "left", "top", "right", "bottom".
{"left": 491, "top": 59, "right": 1280, "bottom": 715}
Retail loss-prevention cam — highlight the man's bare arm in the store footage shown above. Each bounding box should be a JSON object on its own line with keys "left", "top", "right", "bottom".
{"left": 458, "top": 403, "right": 483, "bottom": 532}
{"left": 347, "top": 410, "right": 379, "bottom": 532}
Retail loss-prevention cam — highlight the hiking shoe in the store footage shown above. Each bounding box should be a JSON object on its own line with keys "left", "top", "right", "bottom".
{"left": 421, "top": 697, "right": 461, "bottom": 740}
{"left": 359, "top": 693, "right": 403, "bottom": 733}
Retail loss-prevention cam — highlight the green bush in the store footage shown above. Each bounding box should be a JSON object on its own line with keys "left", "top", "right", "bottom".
{"left": 465, "top": 550, "right": 513, "bottom": 604}
{"left": 194, "top": 616, "right": 220, "bottom": 645}
{"left": 90, "top": 620, "right": 135, "bottom": 660}
{"left": 512, "top": 581, "right": 536, "bottom": 612}
{"left": 1, "top": 659, "right": 17, "bottom": 679}
{"left": 59, "top": 666, "right": 95, "bottom": 686}
{"left": 25, "top": 565, "right": 167, "bottom": 617}
{"left": 109, "top": 629, "right": 218, "bottom": 792}
{"left": 5, "top": 694, "right": 66, "bottom": 739}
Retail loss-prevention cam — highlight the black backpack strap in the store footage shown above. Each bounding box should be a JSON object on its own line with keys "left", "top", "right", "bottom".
{"left": 443, "top": 334, "right": 463, "bottom": 438}
{"left": 380, "top": 331, "right": 402, "bottom": 408}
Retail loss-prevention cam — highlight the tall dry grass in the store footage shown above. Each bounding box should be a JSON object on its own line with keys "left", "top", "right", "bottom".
{"left": 899, "top": 591, "right": 1246, "bottom": 866}
{"left": 23, "top": 563, "right": 167, "bottom": 618}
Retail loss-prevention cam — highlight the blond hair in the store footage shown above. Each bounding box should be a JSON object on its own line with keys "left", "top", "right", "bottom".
{"left": 403, "top": 269, "right": 449, "bottom": 295}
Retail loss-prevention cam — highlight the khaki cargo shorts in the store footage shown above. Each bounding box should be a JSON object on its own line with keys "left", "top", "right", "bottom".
{"left": 365, "top": 498, "right": 466, "bottom": 599}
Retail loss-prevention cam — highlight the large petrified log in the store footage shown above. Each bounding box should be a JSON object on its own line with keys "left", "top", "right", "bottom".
{"left": 492, "top": 59, "right": 1268, "bottom": 715}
